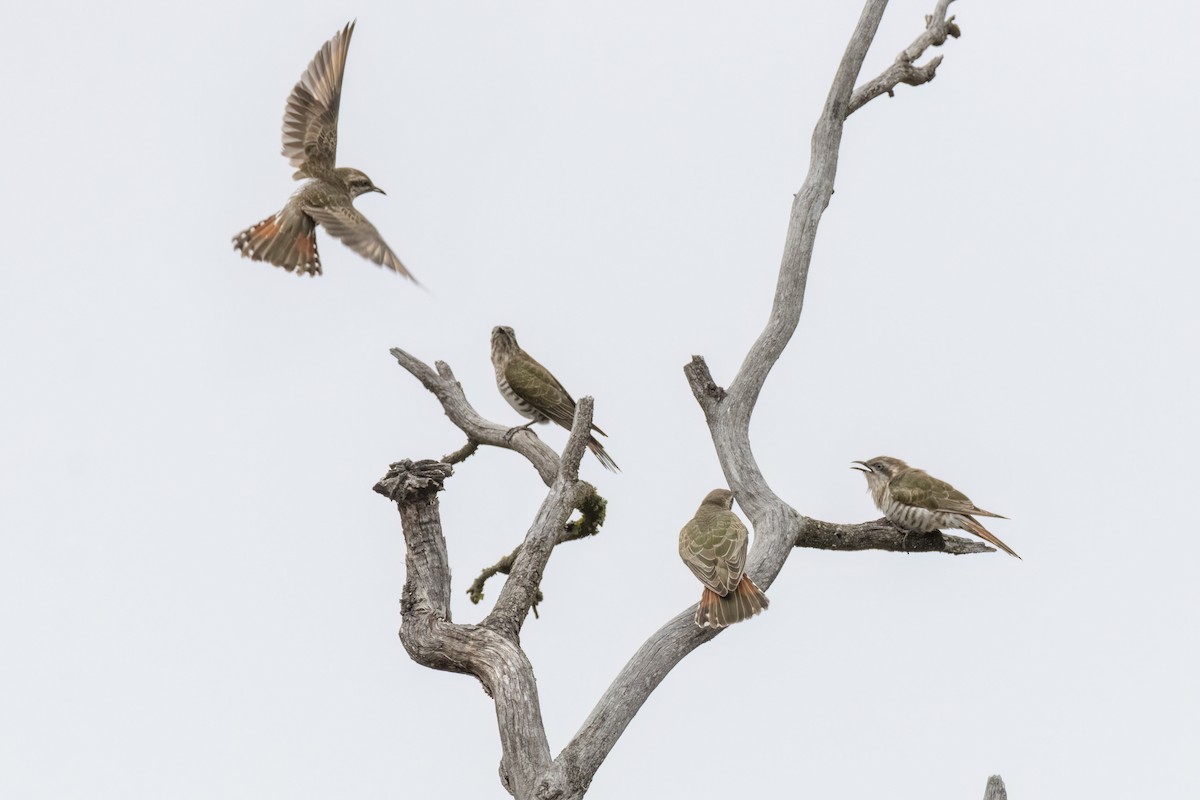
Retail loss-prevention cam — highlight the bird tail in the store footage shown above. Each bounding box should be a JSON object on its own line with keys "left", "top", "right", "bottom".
{"left": 587, "top": 436, "right": 620, "bottom": 472}
{"left": 963, "top": 517, "right": 1022, "bottom": 559}
{"left": 232, "top": 207, "right": 321, "bottom": 275}
{"left": 695, "top": 575, "right": 769, "bottom": 629}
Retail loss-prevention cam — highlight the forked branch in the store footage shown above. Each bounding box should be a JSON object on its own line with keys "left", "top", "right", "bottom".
{"left": 390, "top": 345, "right": 608, "bottom": 608}
{"left": 549, "top": 2, "right": 973, "bottom": 793}
{"left": 389, "top": 347, "right": 562, "bottom": 486}
{"left": 385, "top": 1, "right": 979, "bottom": 798}
{"left": 848, "top": 0, "right": 961, "bottom": 115}
{"left": 483, "top": 398, "right": 593, "bottom": 640}
{"left": 375, "top": 398, "right": 594, "bottom": 798}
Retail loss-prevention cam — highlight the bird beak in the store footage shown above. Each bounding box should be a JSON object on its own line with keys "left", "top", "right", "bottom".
{"left": 850, "top": 461, "right": 870, "bottom": 472}
{"left": 374, "top": 187, "right": 386, "bottom": 195}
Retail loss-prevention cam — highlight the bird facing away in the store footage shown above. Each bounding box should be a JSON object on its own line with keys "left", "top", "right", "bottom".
{"left": 490, "top": 326, "right": 619, "bottom": 472}
{"left": 232, "top": 22, "right": 416, "bottom": 281}
{"left": 678, "top": 489, "right": 769, "bottom": 628}
{"left": 851, "top": 456, "right": 1020, "bottom": 558}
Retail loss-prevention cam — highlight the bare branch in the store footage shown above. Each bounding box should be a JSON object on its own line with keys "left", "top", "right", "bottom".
{"left": 389, "top": 347, "right": 561, "bottom": 486}
{"left": 374, "top": 459, "right": 554, "bottom": 798}
{"left": 848, "top": 0, "right": 960, "bottom": 115}
{"left": 559, "top": 397, "right": 593, "bottom": 484}
{"left": 371, "top": 410, "right": 593, "bottom": 795}
{"left": 545, "top": 3, "right": 901, "bottom": 795}
{"left": 467, "top": 542, "right": 522, "bottom": 606}
{"left": 701, "top": 0, "right": 889, "bottom": 535}
{"left": 550, "top": 611, "right": 718, "bottom": 796}
{"left": 484, "top": 399, "right": 593, "bottom": 640}
{"left": 442, "top": 439, "right": 480, "bottom": 465}
{"left": 386, "top": 2, "right": 976, "bottom": 797}
{"left": 467, "top": 491, "right": 608, "bottom": 606}
{"left": 543, "top": 1, "right": 984, "bottom": 794}
{"left": 796, "top": 517, "right": 993, "bottom": 554}
{"left": 465, "top": 496, "right": 984, "bottom": 618}
{"left": 374, "top": 460, "right": 456, "bottom": 623}
{"left": 391, "top": 346, "right": 610, "bottom": 616}
{"left": 687, "top": 354, "right": 992, "bottom": 555}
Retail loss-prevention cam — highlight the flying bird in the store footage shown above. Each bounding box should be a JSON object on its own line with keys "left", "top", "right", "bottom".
{"left": 678, "top": 489, "right": 769, "bottom": 628}
{"left": 851, "top": 456, "right": 1020, "bottom": 558}
{"left": 232, "top": 22, "right": 416, "bottom": 281}
{"left": 490, "top": 326, "right": 619, "bottom": 472}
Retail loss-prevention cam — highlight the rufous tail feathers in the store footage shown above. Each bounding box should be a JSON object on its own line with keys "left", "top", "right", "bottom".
{"left": 695, "top": 575, "right": 768, "bottom": 628}
{"left": 232, "top": 208, "right": 321, "bottom": 276}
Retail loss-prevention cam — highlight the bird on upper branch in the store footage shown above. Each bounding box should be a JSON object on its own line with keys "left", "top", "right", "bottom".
{"left": 851, "top": 456, "right": 1020, "bottom": 558}
{"left": 232, "top": 22, "right": 417, "bottom": 282}
{"left": 490, "top": 326, "right": 619, "bottom": 472}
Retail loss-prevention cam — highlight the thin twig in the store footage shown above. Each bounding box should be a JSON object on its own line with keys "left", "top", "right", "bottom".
{"left": 466, "top": 542, "right": 521, "bottom": 605}
{"left": 467, "top": 489, "right": 608, "bottom": 606}
{"left": 442, "top": 439, "right": 480, "bottom": 465}
{"left": 848, "top": 0, "right": 960, "bottom": 115}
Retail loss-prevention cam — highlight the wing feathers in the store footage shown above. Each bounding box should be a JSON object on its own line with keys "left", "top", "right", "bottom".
{"left": 304, "top": 205, "right": 417, "bottom": 282}
{"left": 281, "top": 22, "right": 354, "bottom": 176}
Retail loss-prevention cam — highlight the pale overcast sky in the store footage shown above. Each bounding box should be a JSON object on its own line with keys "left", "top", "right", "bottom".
{"left": 2, "top": 1, "right": 1197, "bottom": 798}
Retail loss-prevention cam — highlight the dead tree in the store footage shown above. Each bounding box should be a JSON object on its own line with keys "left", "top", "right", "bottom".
{"left": 375, "top": 2, "right": 982, "bottom": 797}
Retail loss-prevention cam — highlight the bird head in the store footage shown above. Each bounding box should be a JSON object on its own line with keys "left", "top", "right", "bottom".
{"left": 338, "top": 168, "right": 386, "bottom": 198}
{"left": 851, "top": 456, "right": 907, "bottom": 489}
{"left": 699, "top": 488, "right": 734, "bottom": 511}
{"left": 491, "top": 326, "right": 519, "bottom": 358}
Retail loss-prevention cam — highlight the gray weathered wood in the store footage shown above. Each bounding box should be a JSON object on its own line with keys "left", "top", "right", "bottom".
{"left": 797, "top": 516, "right": 993, "bottom": 555}
{"left": 390, "top": 347, "right": 563, "bottom": 487}
{"left": 484, "top": 398, "right": 591, "bottom": 641}
{"left": 552, "top": 1, "right": 966, "bottom": 794}
{"left": 374, "top": 400, "right": 592, "bottom": 799}
{"left": 848, "top": 0, "right": 960, "bottom": 115}
{"left": 382, "top": 1, "right": 970, "bottom": 796}
{"left": 983, "top": 774, "right": 1008, "bottom": 800}
{"left": 688, "top": 0, "right": 891, "bottom": 553}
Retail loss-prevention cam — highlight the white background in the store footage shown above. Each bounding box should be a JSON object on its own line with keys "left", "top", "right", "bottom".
{"left": 2, "top": 1, "right": 1197, "bottom": 797}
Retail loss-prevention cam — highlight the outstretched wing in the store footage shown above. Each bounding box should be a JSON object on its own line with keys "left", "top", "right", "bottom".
{"left": 282, "top": 22, "right": 354, "bottom": 178}
{"left": 305, "top": 205, "right": 417, "bottom": 281}
{"left": 679, "top": 512, "right": 748, "bottom": 596}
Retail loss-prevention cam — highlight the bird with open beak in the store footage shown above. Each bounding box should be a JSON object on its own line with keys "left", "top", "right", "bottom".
{"left": 851, "top": 456, "right": 1020, "bottom": 558}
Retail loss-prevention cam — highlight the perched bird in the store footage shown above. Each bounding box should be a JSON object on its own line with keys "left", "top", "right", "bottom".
{"left": 233, "top": 22, "right": 416, "bottom": 281}
{"left": 851, "top": 456, "right": 1020, "bottom": 558}
{"left": 678, "top": 489, "right": 769, "bottom": 629}
{"left": 490, "top": 326, "right": 619, "bottom": 472}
